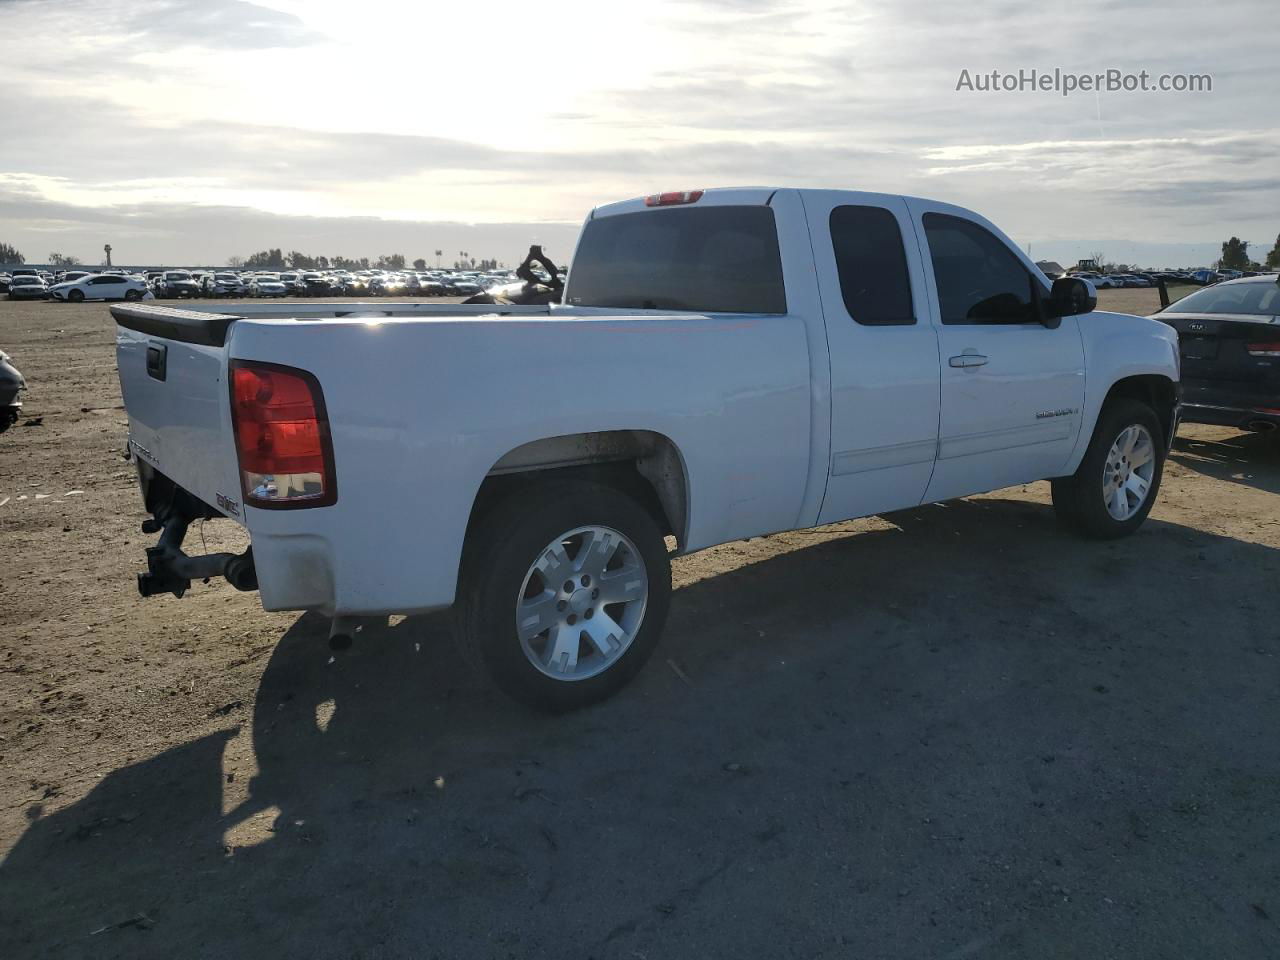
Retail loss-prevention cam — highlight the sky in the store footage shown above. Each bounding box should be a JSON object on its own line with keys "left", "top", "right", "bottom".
{"left": 0, "top": 0, "right": 1275, "bottom": 268}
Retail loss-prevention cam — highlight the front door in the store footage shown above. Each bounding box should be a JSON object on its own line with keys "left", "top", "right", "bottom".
{"left": 906, "top": 201, "right": 1086, "bottom": 503}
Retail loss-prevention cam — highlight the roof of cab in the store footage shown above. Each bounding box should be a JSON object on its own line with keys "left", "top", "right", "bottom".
{"left": 591, "top": 187, "right": 778, "bottom": 219}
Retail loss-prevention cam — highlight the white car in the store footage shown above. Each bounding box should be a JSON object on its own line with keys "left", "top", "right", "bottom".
{"left": 1075, "top": 272, "right": 1118, "bottom": 289}
{"left": 49, "top": 273, "right": 152, "bottom": 302}
{"left": 113, "top": 186, "right": 1179, "bottom": 712}
{"left": 249, "top": 276, "right": 288, "bottom": 297}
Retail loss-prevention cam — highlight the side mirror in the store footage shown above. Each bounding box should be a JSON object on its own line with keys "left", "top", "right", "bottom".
{"left": 1044, "top": 276, "right": 1096, "bottom": 322}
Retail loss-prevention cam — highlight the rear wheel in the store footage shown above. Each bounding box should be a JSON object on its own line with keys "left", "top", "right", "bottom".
{"left": 456, "top": 480, "right": 672, "bottom": 712}
{"left": 1051, "top": 398, "right": 1165, "bottom": 539}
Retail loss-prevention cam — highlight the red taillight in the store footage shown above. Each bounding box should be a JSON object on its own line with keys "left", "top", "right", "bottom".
{"left": 229, "top": 360, "right": 336, "bottom": 508}
{"left": 1245, "top": 341, "right": 1280, "bottom": 357}
{"left": 644, "top": 189, "right": 704, "bottom": 207}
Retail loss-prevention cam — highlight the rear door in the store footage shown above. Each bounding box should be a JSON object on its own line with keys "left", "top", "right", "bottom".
{"left": 906, "top": 200, "right": 1085, "bottom": 502}
{"left": 801, "top": 191, "right": 941, "bottom": 523}
{"left": 91, "top": 275, "right": 126, "bottom": 298}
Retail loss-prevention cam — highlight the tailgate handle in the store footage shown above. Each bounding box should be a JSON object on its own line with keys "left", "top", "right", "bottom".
{"left": 146, "top": 343, "right": 167, "bottom": 381}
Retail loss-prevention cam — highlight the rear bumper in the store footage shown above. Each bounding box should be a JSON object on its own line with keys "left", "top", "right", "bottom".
{"left": 1181, "top": 402, "right": 1280, "bottom": 432}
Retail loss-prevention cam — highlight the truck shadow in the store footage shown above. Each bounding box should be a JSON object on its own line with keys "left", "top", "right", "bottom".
{"left": 1170, "top": 429, "right": 1280, "bottom": 495}
{"left": 3, "top": 497, "right": 1279, "bottom": 959}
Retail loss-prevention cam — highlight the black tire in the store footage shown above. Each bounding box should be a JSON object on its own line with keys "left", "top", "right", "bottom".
{"left": 1051, "top": 398, "right": 1165, "bottom": 539}
{"left": 455, "top": 480, "right": 672, "bottom": 712}
{"left": 124, "top": 289, "right": 142, "bottom": 301}
{"left": 67, "top": 289, "right": 84, "bottom": 303}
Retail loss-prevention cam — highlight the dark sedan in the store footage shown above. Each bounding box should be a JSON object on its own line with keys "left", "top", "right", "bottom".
{"left": 300, "top": 273, "right": 338, "bottom": 297}
{"left": 1153, "top": 275, "right": 1280, "bottom": 436}
{"left": 8, "top": 277, "right": 49, "bottom": 300}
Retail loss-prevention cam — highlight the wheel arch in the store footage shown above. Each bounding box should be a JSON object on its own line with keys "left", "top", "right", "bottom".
{"left": 1101, "top": 374, "right": 1178, "bottom": 446}
{"left": 1062, "top": 371, "right": 1178, "bottom": 477}
{"left": 465, "top": 429, "right": 691, "bottom": 551}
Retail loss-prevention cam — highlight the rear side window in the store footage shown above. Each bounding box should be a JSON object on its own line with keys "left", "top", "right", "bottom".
{"left": 923, "top": 213, "right": 1039, "bottom": 324}
{"left": 829, "top": 205, "right": 915, "bottom": 325}
{"left": 566, "top": 205, "right": 786, "bottom": 313}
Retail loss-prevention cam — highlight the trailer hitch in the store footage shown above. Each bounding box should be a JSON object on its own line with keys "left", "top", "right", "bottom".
{"left": 137, "top": 511, "right": 257, "bottom": 598}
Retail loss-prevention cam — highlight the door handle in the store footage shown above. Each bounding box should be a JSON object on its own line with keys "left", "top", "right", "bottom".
{"left": 949, "top": 353, "right": 988, "bottom": 368}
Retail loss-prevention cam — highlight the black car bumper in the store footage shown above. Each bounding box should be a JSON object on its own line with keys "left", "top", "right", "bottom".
{"left": 1181, "top": 402, "right": 1280, "bottom": 432}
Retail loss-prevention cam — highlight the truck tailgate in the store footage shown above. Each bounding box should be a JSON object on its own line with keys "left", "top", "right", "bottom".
{"left": 113, "top": 305, "right": 245, "bottom": 523}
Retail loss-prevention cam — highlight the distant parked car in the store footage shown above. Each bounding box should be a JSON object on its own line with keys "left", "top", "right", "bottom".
{"left": 1072, "top": 271, "right": 1113, "bottom": 288}
{"left": 157, "top": 271, "right": 201, "bottom": 299}
{"left": 249, "top": 275, "right": 288, "bottom": 297}
{"left": 367, "top": 275, "right": 409, "bottom": 296}
{"left": 49, "top": 273, "right": 151, "bottom": 302}
{"left": 278, "top": 272, "right": 306, "bottom": 295}
{"left": 446, "top": 277, "right": 482, "bottom": 295}
{"left": 300, "top": 273, "right": 337, "bottom": 297}
{"left": 7, "top": 276, "right": 49, "bottom": 300}
{"left": 204, "top": 273, "right": 248, "bottom": 297}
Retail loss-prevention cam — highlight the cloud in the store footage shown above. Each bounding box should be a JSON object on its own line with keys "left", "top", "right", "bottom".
{"left": 0, "top": 0, "right": 1275, "bottom": 269}
{"left": 11, "top": 0, "right": 324, "bottom": 50}
{"left": 0, "top": 185, "right": 582, "bottom": 266}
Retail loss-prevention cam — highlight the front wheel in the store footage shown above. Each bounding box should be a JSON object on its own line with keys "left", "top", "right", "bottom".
{"left": 67, "top": 289, "right": 85, "bottom": 303}
{"left": 1051, "top": 398, "right": 1165, "bottom": 539}
{"left": 124, "top": 289, "right": 142, "bottom": 301}
{"left": 456, "top": 480, "right": 672, "bottom": 712}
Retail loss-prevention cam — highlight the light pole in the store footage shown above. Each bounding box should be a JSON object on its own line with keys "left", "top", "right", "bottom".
{"left": 103, "top": 243, "right": 112, "bottom": 268}
{"left": 435, "top": 249, "right": 442, "bottom": 269}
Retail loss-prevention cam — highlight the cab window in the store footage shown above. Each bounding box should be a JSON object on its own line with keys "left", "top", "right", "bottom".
{"left": 829, "top": 205, "right": 915, "bottom": 326}
{"left": 923, "top": 213, "right": 1040, "bottom": 324}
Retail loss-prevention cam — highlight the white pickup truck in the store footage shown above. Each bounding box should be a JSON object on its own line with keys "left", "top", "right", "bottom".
{"left": 114, "top": 187, "right": 1180, "bottom": 711}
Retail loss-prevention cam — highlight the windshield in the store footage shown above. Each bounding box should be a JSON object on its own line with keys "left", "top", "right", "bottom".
{"left": 566, "top": 205, "right": 786, "bottom": 313}
{"left": 1169, "top": 281, "right": 1280, "bottom": 317}
{"left": 165, "top": 272, "right": 191, "bottom": 280}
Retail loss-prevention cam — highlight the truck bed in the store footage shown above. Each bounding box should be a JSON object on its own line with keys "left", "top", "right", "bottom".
{"left": 112, "top": 299, "right": 816, "bottom": 614}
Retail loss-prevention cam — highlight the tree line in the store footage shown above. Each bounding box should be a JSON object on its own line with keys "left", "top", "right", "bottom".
{"left": 229, "top": 249, "right": 503, "bottom": 271}
{"left": 0, "top": 244, "right": 84, "bottom": 266}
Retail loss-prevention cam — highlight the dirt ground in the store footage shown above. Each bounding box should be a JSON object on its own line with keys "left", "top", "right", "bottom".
{"left": 1, "top": 290, "right": 1278, "bottom": 959}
